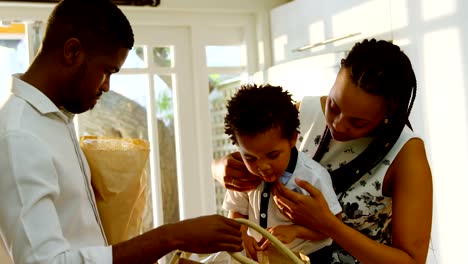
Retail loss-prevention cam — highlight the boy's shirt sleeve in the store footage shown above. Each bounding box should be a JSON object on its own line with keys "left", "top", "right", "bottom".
{"left": 292, "top": 159, "right": 342, "bottom": 215}
{"left": 311, "top": 167, "right": 343, "bottom": 215}
{"left": 222, "top": 189, "right": 250, "bottom": 216}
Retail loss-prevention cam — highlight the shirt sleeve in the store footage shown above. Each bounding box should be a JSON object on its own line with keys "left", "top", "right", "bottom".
{"left": 294, "top": 160, "right": 342, "bottom": 216}
{"left": 310, "top": 167, "right": 342, "bottom": 215}
{"left": 0, "top": 131, "right": 112, "bottom": 264}
{"left": 222, "top": 189, "right": 249, "bottom": 216}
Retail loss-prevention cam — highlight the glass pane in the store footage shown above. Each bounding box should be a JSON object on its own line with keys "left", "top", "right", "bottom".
{"left": 77, "top": 74, "right": 154, "bottom": 234}
{"left": 28, "top": 21, "right": 45, "bottom": 59}
{"left": 110, "top": 74, "right": 148, "bottom": 108}
{"left": 209, "top": 73, "right": 242, "bottom": 216}
{"left": 0, "top": 36, "right": 28, "bottom": 104}
{"left": 122, "top": 45, "right": 147, "bottom": 69}
{"left": 206, "top": 45, "right": 245, "bottom": 67}
{"left": 152, "top": 46, "right": 173, "bottom": 68}
{"left": 153, "top": 74, "right": 179, "bottom": 224}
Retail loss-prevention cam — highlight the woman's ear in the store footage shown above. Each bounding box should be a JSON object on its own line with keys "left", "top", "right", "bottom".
{"left": 385, "top": 100, "right": 400, "bottom": 122}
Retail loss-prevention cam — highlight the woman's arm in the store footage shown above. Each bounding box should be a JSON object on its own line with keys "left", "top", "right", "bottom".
{"left": 273, "top": 138, "right": 432, "bottom": 264}
{"left": 293, "top": 213, "right": 342, "bottom": 241}
{"left": 264, "top": 214, "right": 340, "bottom": 245}
{"left": 384, "top": 138, "right": 433, "bottom": 263}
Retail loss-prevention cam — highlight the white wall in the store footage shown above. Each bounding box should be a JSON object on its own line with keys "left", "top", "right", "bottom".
{"left": 269, "top": 0, "right": 468, "bottom": 263}
{"left": 397, "top": 2, "right": 468, "bottom": 264}
{"left": 270, "top": 0, "right": 392, "bottom": 64}
{"left": 158, "top": 0, "right": 288, "bottom": 11}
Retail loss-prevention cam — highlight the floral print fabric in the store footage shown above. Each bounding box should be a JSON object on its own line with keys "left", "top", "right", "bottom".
{"left": 297, "top": 96, "right": 418, "bottom": 263}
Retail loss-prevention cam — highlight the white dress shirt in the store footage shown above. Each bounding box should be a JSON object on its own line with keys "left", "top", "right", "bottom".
{"left": 223, "top": 151, "right": 342, "bottom": 255}
{"left": 0, "top": 75, "right": 112, "bottom": 263}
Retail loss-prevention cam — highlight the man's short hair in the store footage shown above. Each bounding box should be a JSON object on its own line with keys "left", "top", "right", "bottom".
{"left": 41, "top": 0, "right": 134, "bottom": 54}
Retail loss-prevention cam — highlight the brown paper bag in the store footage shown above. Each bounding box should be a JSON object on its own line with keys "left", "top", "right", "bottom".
{"left": 80, "top": 136, "right": 150, "bottom": 245}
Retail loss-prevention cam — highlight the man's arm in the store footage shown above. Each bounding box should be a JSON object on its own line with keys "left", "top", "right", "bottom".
{"left": 0, "top": 132, "right": 243, "bottom": 264}
{"left": 113, "top": 214, "right": 243, "bottom": 264}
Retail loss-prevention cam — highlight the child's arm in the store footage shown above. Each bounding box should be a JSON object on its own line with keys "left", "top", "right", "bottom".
{"left": 292, "top": 213, "right": 342, "bottom": 241}
{"left": 259, "top": 213, "right": 341, "bottom": 250}
{"left": 228, "top": 211, "right": 249, "bottom": 236}
{"left": 228, "top": 211, "right": 262, "bottom": 261}
{"left": 262, "top": 221, "right": 328, "bottom": 245}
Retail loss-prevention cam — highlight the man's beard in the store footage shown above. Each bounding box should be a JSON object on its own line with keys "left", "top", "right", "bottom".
{"left": 63, "top": 61, "right": 89, "bottom": 114}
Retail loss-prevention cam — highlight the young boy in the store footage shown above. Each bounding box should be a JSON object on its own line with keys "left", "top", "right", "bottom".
{"left": 222, "top": 83, "right": 342, "bottom": 261}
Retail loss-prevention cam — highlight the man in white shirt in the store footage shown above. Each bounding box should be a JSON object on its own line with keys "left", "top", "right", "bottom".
{"left": 0, "top": 0, "right": 242, "bottom": 263}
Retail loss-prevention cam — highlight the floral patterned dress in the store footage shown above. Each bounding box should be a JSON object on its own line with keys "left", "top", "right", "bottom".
{"left": 296, "top": 96, "right": 419, "bottom": 263}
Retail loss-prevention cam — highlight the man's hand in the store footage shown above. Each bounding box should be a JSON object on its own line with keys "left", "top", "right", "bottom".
{"left": 173, "top": 214, "right": 243, "bottom": 254}
{"left": 112, "top": 214, "right": 243, "bottom": 264}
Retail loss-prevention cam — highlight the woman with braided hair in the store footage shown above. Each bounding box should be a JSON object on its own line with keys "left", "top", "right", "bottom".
{"left": 212, "top": 39, "right": 432, "bottom": 263}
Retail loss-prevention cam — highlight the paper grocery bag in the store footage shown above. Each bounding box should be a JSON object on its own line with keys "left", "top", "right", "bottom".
{"left": 80, "top": 136, "right": 150, "bottom": 245}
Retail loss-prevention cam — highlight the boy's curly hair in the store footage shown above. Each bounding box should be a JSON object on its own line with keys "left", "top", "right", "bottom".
{"left": 224, "top": 83, "right": 299, "bottom": 145}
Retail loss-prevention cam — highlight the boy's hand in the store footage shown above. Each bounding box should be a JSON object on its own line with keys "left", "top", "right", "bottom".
{"left": 258, "top": 224, "right": 298, "bottom": 249}
{"left": 241, "top": 233, "right": 263, "bottom": 261}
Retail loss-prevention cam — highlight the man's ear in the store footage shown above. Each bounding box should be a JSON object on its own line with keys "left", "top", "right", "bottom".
{"left": 63, "top": 38, "right": 84, "bottom": 66}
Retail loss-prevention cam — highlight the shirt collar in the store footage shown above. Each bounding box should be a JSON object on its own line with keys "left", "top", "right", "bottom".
{"left": 11, "top": 74, "right": 75, "bottom": 122}
{"left": 280, "top": 147, "right": 298, "bottom": 184}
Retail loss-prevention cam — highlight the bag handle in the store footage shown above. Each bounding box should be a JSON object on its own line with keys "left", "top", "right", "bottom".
{"left": 228, "top": 218, "right": 308, "bottom": 264}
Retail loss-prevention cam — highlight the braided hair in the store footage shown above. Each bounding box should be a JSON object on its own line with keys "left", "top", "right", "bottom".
{"left": 314, "top": 39, "right": 417, "bottom": 193}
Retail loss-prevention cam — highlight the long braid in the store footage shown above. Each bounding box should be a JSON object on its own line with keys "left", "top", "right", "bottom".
{"left": 405, "top": 67, "right": 417, "bottom": 130}
{"left": 314, "top": 39, "right": 418, "bottom": 194}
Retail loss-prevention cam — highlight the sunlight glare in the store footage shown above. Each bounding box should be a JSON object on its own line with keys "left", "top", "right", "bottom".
{"left": 306, "top": 20, "right": 325, "bottom": 52}
{"left": 422, "top": 0, "right": 456, "bottom": 21}
{"left": 273, "top": 34, "right": 288, "bottom": 63}
{"left": 332, "top": 0, "right": 390, "bottom": 45}
{"left": 389, "top": 0, "right": 408, "bottom": 30}
{"left": 423, "top": 28, "right": 467, "bottom": 264}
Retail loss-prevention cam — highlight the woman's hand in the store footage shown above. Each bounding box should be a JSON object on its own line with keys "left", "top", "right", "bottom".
{"left": 272, "top": 178, "right": 336, "bottom": 235}
{"left": 212, "top": 152, "right": 262, "bottom": 192}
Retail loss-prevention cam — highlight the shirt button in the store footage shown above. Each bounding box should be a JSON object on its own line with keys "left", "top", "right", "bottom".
{"left": 262, "top": 192, "right": 268, "bottom": 198}
{"left": 260, "top": 213, "right": 266, "bottom": 218}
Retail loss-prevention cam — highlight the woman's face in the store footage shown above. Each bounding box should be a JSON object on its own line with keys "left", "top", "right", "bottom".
{"left": 325, "top": 67, "right": 388, "bottom": 141}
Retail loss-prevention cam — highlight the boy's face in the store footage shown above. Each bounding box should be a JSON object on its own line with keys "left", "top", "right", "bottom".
{"left": 236, "top": 127, "right": 297, "bottom": 183}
